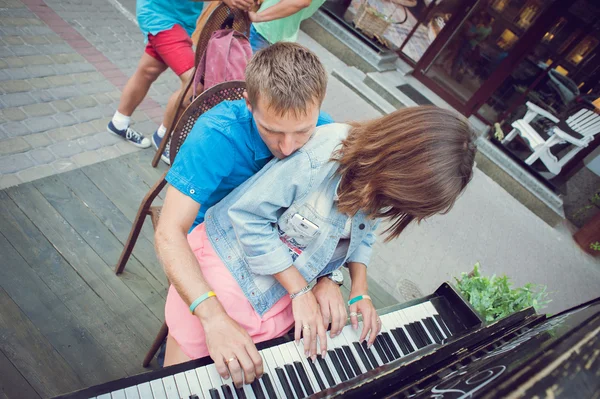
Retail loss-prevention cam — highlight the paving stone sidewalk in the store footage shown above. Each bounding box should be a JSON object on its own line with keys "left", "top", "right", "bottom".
{"left": 0, "top": 0, "right": 180, "bottom": 189}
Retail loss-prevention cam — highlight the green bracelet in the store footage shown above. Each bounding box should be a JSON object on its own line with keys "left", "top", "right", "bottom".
{"left": 189, "top": 291, "right": 216, "bottom": 314}
{"left": 348, "top": 294, "right": 371, "bottom": 306}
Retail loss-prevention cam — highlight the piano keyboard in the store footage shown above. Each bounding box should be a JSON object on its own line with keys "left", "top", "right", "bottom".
{"left": 91, "top": 302, "right": 451, "bottom": 399}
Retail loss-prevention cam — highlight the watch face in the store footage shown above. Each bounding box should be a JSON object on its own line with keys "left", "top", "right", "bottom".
{"left": 331, "top": 269, "right": 344, "bottom": 284}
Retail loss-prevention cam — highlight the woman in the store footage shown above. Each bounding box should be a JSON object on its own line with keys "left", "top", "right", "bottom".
{"left": 164, "top": 106, "right": 477, "bottom": 377}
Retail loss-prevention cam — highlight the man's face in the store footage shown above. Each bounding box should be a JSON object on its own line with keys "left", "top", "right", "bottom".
{"left": 246, "top": 94, "right": 320, "bottom": 159}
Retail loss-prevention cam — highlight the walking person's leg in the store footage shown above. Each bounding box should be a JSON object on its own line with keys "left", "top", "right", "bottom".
{"left": 107, "top": 50, "right": 167, "bottom": 147}
{"left": 148, "top": 25, "right": 196, "bottom": 165}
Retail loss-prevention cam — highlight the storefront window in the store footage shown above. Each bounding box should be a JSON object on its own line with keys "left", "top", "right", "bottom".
{"left": 488, "top": 1, "right": 600, "bottom": 181}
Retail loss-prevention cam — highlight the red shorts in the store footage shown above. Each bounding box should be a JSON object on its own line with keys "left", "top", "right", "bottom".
{"left": 145, "top": 24, "right": 195, "bottom": 76}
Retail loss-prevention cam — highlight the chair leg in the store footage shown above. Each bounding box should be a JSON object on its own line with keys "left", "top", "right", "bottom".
{"left": 115, "top": 209, "right": 150, "bottom": 275}
{"left": 501, "top": 128, "right": 518, "bottom": 145}
{"left": 143, "top": 321, "right": 169, "bottom": 368}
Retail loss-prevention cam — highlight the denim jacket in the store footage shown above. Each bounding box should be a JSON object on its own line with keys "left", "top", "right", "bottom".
{"left": 204, "top": 123, "right": 378, "bottom": 316}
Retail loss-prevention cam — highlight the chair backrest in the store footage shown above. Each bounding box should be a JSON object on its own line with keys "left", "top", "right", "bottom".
{"left": 566, "top": 106, "right": 600, "bottom": 138}
{"left": 169, "top": 81, "right": 247, "bottom": 165}
{"left": 194, "top": 3, "right": 250, "bottom": 67}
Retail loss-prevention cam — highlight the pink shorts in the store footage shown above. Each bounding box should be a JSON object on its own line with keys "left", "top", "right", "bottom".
{"left": 165, "top": 223, "right": 295, "bottom": 359}
{"left": 145, "top": 24, "right": 195, "bottom": 76}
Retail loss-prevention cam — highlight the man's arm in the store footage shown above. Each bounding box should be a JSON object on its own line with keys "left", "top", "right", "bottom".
{"left": 249, "top": 0, "right": 312, "bottom": 23}
{"left": 155, "top": 186, "right": 263, "bottom": 388}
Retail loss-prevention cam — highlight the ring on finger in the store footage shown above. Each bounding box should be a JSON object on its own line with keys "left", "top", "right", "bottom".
{"left": 376, "top": 317, "right": 381, "bottom": 324}
{"left": 225, "top": 356, "right": 237, "bottom": 365}
{"left": 349, "top": 311, "right": 358, "bottom": 317}
{"left": 302, "top": 324, "right": 311, "bottom": 330}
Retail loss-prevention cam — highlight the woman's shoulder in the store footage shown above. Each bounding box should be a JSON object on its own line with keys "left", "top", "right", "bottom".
{"left": 300, "top": 123, "right": 351, "bottom": 164}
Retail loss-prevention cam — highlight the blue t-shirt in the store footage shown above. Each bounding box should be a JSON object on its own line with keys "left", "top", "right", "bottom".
{"left": 166, "top": 99, "right": 334, "bottom": 231}
{"left": 136, "top": 0, "right": 204, "bottom": 40}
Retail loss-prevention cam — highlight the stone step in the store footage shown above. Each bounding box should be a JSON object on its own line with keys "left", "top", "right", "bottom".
{"left": 331, "top": 66, "right": 396, "bottom": 115}
{"left": 302, "top": 11, "right": 399, "bottom": 73}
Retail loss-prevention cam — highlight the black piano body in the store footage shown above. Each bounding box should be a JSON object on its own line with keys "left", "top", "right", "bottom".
{"left": 53, "top": 282, "right": 600, "bottom": 399}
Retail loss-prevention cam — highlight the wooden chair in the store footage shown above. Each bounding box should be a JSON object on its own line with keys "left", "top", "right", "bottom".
{"left": 116, "top": 81, "right": 247, "bottom": 367}
{"left": 151, "top": 3, "right": 250, "bottom": 167}
{"left": 502, "top": 102, "right": 600, "bottom": 176}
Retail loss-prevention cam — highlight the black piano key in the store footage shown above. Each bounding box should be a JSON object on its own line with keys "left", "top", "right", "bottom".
{"left": 394, "top": 327, "right": 415, "bottom": 353}
{"left": 317, "top": 355, "right": 336, "bottom": 387}
{"left": 328, "top": 350, "right": 348, "bottom": 382}
{"left": 284, "top": 364, "right": 305, "bottom": 398}
{"left": 334, "top": 347, "right": 355, "bottom": 379}
{"left": 275, "top": 367, "right": 295, "bottom": 399}
{"left": 190, "top": 396, "right": 200, "bottom": 399}
{"left": 342, "top": 345, "right": 362, "bottom": 376}
{"left": 373, "top": 336, "right": 389, "bottom": 363}
{"left": 308, "top": 359, "right": 327, "bottom": 390}
{"left": 361, "top": 341, "right": 380, "bottom": 367}
{"left": 382, "top": 332, "right": 401, "bottom": 359}
{"left": 415, "top": 321, "right": 433, "bottom": 345}
{"left": 293, "top": 361, "right": 314, "bottom": 395}
{"left": 406, "top": 323, "right": 426, "bottom": 348}
{"left": 434, "top": 314, "right": 452, "bottom": 337}
{"left": 250, "top": 379, "right": 266, "bottom": 399}
{"left": 234, "top": 386, "right": 247, "bottom": 399}
{"left": 389, "top": 328, "right": 408, "bottom": 355}
{"left": 262, "top": 374, "right": 278, "bottom": 399}
{"left": 209, "top": 388, "right": 221, "bottom": 399}
{"left": 424, "top": 317, "right": 443, "bottom": 343}
{"left": 220, "top": 385, "right": 234, "bottom": 399}
{"left": 353, "top": 342, "right": 374, "bottom": 371}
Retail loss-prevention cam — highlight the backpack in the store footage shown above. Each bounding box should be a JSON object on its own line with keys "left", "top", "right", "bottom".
{"left": 192, "top": 29, "right": 253, "bottom": 97}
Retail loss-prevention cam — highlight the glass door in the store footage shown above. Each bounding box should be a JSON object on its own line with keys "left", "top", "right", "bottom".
{"left": 413, "top": 0, "right": 553, "bottom": 115}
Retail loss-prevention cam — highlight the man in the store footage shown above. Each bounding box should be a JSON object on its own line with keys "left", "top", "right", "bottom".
{"left": 248, "top": 0, "right": 329, "bottom": 53}
{"left": 106, "top": 0, "right": 253, "bottom": 159}
{"left": 155, "top": 43, "right": 346, "bottom": 387}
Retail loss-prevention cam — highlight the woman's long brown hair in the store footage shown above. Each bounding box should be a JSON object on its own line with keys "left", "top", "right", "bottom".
{"left": 334, "top": 106, "right": 477, "bottom": 241}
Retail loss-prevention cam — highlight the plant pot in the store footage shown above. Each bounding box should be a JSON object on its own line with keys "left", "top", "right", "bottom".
{"left": 573, "top": 211, "right": 600, "bottom": 256}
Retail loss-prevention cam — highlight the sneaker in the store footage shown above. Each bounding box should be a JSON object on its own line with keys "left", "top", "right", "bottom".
{"left": 107, "top": 121, "right": 151, "bottom": 148}
{"left": 152, "top": 130, "right": 171, "bottom": 165}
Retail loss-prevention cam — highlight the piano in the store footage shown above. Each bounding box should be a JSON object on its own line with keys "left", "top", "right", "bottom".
{"left": 53, "top": 283, "right": 600, "bottom": 399}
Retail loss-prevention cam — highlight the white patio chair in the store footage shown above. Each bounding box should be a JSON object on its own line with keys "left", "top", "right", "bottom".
{"left": 502, "top": 101, "right": 600, "bottom": 176}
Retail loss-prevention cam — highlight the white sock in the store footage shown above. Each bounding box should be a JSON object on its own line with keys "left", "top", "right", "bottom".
{"left": 112, "top": 111, "right": 131, "bottom": 131}
{"left": 157, "top": 124, "right": 167, "bottom": 138}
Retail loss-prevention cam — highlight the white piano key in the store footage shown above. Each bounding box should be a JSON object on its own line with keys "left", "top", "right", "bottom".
{"left": 262, "top": 348, "right": 285, "bottom": 398}
{"left": 161, "top": 375, "right": 179, "bottom": 399}
{"left": 150, "top": 379, "right": 168, "bottom": 399}
{"left": 284, "top": 341, "right": 316, "bottom": 394}
{"left": 173, "top": 372, "right": 192, "bottom": 398}
{"left": 288, "top": 340, "right": 320, "bottom": 392}
{"left": 195, "top": 366, "right": 214, "bottom": 398}
{"left": 379, "top": 314, "right": 404, "bottom": 358}
{"left": 97, "top": 394, "right": 111, "bottom": 399}
{"left": 206, "top": 363, "right": 224, "bottom": 390}
{"left": 124, "top": 386, "right": 141, "bottom": 399}
{"left": 184, "top": 369, "right": 203, "bottom": 398}
{"left": 338, "top": 325, "right": 368, "bottom": 374}
{"left": 324, "top": 333, "right": 344, "bottom": 383}
{"left": 270, "top": 345, "right": 298, "bottom": 398}
{"left": 218, "top": 363, "right": 239, "bottom": 399}
{"left": 408, "top": 306, "right": 436, "bottom": 345}
{"left": 136, "top": 382, "right": 153, "bottom": 399}
{"left": 393, "top": 309, "right": 419, "bottom": 351}
{"left": 423, "top": 302, "right": 449, "bottom": 339}
{"left": 110, "top": 390, "right": 126, "bottom": 399}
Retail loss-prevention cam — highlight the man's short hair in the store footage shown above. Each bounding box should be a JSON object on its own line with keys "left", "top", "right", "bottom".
{"left": 245, "top": 42, "right": 328, "bottom": 117}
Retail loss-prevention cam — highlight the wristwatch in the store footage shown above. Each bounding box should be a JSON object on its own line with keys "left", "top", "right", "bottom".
{"left": 323, "top": 269, "right": 344, "bottom": 286}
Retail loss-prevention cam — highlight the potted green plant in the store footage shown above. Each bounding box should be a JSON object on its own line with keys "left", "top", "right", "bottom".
{"left": 454, "top": 263, "right": 550, "bottom": 322}
{"left": 573, "top": 191, "right": 600, "bottom": 256}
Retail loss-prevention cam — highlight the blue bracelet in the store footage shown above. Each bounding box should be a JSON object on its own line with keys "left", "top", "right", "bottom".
{"left": 189, "top": 291, "right": 216, "bottom": 314}
{"left": 348, "top": 294, "right": 371, "bottom": 306}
